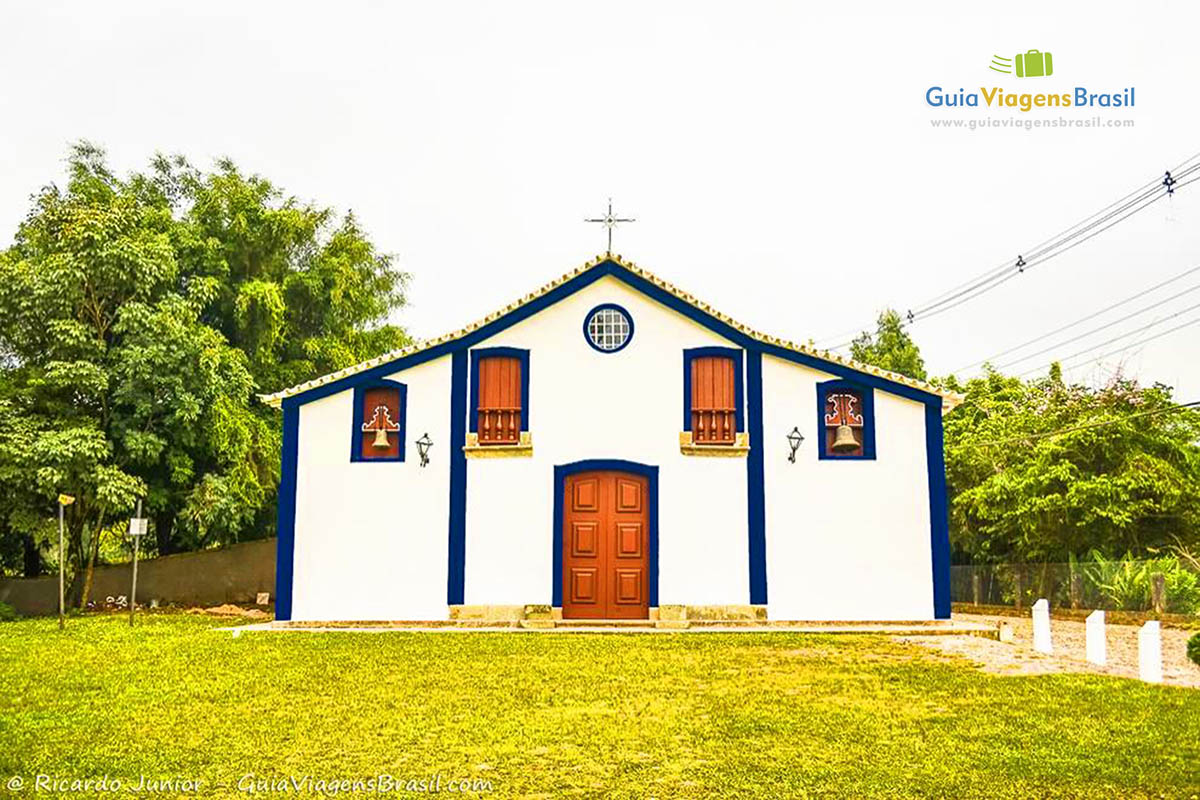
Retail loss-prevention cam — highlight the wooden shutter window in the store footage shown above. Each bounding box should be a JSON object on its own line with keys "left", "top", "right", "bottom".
{"left": 690, "top": 356, "right": 736, "bottom": 444}
{"left": 477, "top": 356, "right": 522, "bottom": 445}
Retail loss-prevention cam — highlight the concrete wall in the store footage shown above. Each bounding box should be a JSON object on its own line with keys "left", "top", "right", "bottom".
{"left": 291, "top": 356, "right": 452, "bottom": 621}
{"left": 0, "top": 537, "right": 276, "bottom": 616}
{"left": 464, "top": 275, "right": 749, "bottom": 609}
{"left": 281, "top": 274, "right": 940, "bottom": 621}
{"left": 761, "top": 354, "right": 934, "bottom": 620}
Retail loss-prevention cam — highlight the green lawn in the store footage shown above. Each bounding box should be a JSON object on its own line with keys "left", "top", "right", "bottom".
{"left": 0, "top": 615, "right": 1196, "bottom": 799}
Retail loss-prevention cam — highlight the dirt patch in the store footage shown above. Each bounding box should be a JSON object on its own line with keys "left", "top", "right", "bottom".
{"left": 188, "top": 604, "right": 270, "bottom": 619}
{"left": 900, "top": 613, "right": 1200, "bottom": 688}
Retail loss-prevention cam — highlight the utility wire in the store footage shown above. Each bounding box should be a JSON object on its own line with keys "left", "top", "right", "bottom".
{"left": 826, "top": 170, "right": 1200, "bottom": 350}
{"left": 963, "top": 401, "right": 1200, "bottom": 448}
{"left": 813, "top": 149, "right": 1200, "bottom": 349}
{"left": 955, "top": 262, "right": 1200, "bottom": 372}
{"left": 1017, "top": 302, "right": 1200, "bottom": 377}
{"left": 905, "top": 165, "right": 1200, "bottom": 322}
{"left": 1024, "top": 314, "right": 1200, "bottom": 379}
{"left": 920, "top": 147, "right": 1200, "bottom": 312}
{"left": 991, "top": 282, "right": 1200, "bottom": 370}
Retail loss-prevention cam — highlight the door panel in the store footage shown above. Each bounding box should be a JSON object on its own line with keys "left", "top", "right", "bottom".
{"left": 562, "top": 471, "right": 650, "bottom": 619}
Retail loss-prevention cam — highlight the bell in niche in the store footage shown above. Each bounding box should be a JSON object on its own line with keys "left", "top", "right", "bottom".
{"left": 825, "top": 391, "right": 863, "bottom": 454}
{"left": 831, "top": 423, "right": 860, "bottom": 453}
{"left": 361, "top": 404, "right": 401, "bottom": 449}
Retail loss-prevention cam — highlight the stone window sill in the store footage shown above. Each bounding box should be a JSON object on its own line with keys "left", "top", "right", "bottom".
{"left": 678, "top": 431, "right": 749, "bottom": 457}
{"left": 463, "top": 431, "right": 533, "bottom": 458}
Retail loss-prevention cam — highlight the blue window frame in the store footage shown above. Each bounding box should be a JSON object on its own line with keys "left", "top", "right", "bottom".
{"left": 816, "top": 379, "right": 876, "bottom": 460}
{"left": 469, "top": 347, "right": 531, "bottom": 434}
{"left": 583, "top": 303, "right": 635, "bottom": 353}
{"left": 350, "top": 380, "right": 407, "bottom": 462}
{"left": 682, "top": 347, "right": 745, "bottom": 433}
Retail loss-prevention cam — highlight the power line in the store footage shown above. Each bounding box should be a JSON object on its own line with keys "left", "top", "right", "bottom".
{"left": 962, "top": 401, "right": 1200, "bottom": 448}
{"left": 902, "top": 165, "right": 1200, "bottom": 324}
{"left": 991, "top": 282, "right": 1200, "bottom": 370}
{"left": 814, "top": 149, "right": 1200, "bottom": 349}
{"left": 954, "top": 262, "right": 1200, "bottom": 372}
{"left": 1034, "top": 314, "right": 1200, "bottom": 378}
{"left": 912, "top": 152, "right": 1200, "bottom": 318}
{"left": 825, "top": 178, "right": 1193, "bottom": 351}
{"left": 1017, "top": 303, "right": 1200, "bottom": 377}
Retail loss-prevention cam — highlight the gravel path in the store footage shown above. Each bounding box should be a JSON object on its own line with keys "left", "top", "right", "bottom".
{"left": 900, "top": 612, "right": 1200, "bottom": 688}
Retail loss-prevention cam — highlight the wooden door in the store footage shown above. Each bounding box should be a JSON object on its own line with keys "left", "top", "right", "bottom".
{"left": 562, "top": 471, "right": 650, "bottom": 619}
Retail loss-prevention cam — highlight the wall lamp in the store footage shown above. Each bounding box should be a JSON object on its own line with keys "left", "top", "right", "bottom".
{"left": 786, "top": 427, "right": 804, "bottom": 463}
{"left": 415, "top": 433, "right": 433, "bottom": 467}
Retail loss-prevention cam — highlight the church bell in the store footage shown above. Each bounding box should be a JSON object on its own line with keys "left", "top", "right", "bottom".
{"left": 831, "top": 424, "right": 859, "bottom": 453}
{"left": 371, "top": 427, "right": 391, "bottom": 448}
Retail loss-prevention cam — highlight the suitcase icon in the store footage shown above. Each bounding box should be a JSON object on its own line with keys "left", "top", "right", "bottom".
{"left": 1015, "top": 49, "right": 1053, "bottom": 78}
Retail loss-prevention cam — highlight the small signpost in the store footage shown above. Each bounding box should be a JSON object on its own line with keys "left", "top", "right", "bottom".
{"left": 1085, "top": 609, "right": 1106, "bottom": 666}
{"left": 128, "top": 499, "right": 147, "bottom": 627}
{"left": 1138, "top": 621, "right": 1163, "bottom": 683}
{"left": 1032, "top": 598, "right": 1053, "bottom": 654}
{"left": 57, "top": 494, "right": 75, "bottom": 631}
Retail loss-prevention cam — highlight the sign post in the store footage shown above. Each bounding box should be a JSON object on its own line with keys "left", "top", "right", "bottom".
{"left": 56, "top": 494, "right": 75, "bottom": 630}
{"left": 128, "top": 499, "right": 147, "bottom": 627}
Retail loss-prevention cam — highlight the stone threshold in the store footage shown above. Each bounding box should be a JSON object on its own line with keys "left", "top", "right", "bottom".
{"left": 220, "top": 618, "right": 998, "bottom": 638}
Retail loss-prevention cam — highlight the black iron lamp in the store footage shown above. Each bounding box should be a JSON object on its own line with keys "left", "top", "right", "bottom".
{"left": 786, "top": 427, "right": 804, "bottom": 463}
{"left": 415, "top": 433, "right": 433, "bottom": 467}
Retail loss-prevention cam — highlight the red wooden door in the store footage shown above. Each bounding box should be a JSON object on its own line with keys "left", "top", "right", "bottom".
{"left": 562, "top": 471, "right": 650, "bottom": 620}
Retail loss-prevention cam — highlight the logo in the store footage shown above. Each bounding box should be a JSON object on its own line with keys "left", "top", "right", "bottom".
{"left": 926, "top": 49, "right": 1135, "bottom": 113}
{"left": 990, "top": 50, "right": 1054, "bottom": 78}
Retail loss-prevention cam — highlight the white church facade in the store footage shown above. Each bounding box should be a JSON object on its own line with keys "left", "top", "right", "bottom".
{"left": 262, "top": 255, "right": 961, "bottom": 622}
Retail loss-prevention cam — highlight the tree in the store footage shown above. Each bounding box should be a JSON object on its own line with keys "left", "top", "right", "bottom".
{"left": 849, "top": 309, "right": 927, "bottom": 381}
{"left": 942, "top": 366, "right": 1200, "bottom": 564}
{"left": 0, "top": 143, "right": 410, "bottom": 588}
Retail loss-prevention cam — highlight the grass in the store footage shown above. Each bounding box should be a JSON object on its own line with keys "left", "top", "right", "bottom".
{"left": 0, "top": 615, "right": 1197, "bottom": 799}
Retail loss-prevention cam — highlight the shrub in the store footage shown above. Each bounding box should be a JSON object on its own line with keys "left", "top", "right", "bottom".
{"left": 1081, "top": 551, "right": 1200, "bottom": 614}
{"left": 1189, "top": 633, "right": 1200, "bottom": 667}
{"left": 0, "top": 602, "right": 18, "bottom": 622}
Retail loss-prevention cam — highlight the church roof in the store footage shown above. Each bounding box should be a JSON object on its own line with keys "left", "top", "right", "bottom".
{"left": 259, "top": 254, "right": 963, "bottom": 410}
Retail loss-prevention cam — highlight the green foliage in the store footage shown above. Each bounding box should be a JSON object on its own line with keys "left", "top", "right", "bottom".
{"left": 1188, "top": 632, "right": 1200, "bottom": 666}
{"left": 943, "top": 367, "right": 1200, "bottom": 564}
{"left": 1079, "top": 551, "right": 1200, "bottom": 614}
{"left": 0, "top": 602, "right": 16, "bottom": 622}
{"left": 0, "top": 143, "right": 410, "bottom": 581}
{"left": 849, "top": 308, "right": 927, "bottom": 380}
{"left": 1, "top": 616, "right": 1198, "bottom": 797}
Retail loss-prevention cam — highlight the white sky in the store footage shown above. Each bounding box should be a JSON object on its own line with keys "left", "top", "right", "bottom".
{"left": 2, "top": 1, "right": 1198, "bottom": 397}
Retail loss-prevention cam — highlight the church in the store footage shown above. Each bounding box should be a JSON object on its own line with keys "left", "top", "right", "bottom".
{"left": 261, "top": 254, "right": 961, "bottom": 623}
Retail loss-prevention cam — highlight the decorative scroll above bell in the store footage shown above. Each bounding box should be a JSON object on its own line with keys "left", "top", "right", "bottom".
{"left": 362, "top": 405, "right": 401, "bottom": 448}
{"left": 824, "top": 392, "right": 863, "bottom": 453}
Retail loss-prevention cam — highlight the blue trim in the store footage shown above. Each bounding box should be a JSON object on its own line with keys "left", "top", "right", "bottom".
{"left": 815, "top": 379, "right": 877, "bottom": 460}
{"left": 582, "top": 302, "right": 635, "bottom": 353}
{"left": 552, "top": 459, "right": 659, "bottom": 608}
{"left": 926, "top": 404, "right": 951, "bottom": 619}
{"left": 274, "top": 403, "right": 299, "bottom": 621}
{"left": 349, "top": 380, "right": 407, "bottom": 462}
{"left": 745, "top": 350, "right": 767, "bottom": 605}
{"left": 682, "top": 347, "right": 745, "bottom": 433}
{"left": 447, "top": 350, "right": 468, "bottom": 605}
{"left": 468, "top": 347, "right": 530, "bottom": 434}
{"left": 279, "top": 260, "right": 946, "bottom": 411}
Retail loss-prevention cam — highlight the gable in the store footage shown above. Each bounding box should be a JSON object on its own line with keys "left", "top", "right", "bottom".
{"left": 260, "top": 256, "right": 960, "bottom": 411}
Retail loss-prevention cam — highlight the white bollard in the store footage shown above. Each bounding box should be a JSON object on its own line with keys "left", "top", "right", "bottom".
{"left": 1032, "top": 598, "right": 1053, "bottom": 654}
{"left": 1085, "top": 610, "right": 1106, "bottom": 666}
{"left": 1138, "top": 621, "right": 1162, "bottom": 683}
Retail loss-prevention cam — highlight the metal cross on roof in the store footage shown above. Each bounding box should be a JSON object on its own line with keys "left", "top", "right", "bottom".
{"left": 585, "top": 198, "right": 635, "bottom": 254}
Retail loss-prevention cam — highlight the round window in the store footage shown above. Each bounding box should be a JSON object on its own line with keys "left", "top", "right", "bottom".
{"left": 584, "top": 304, "right": 634, "bottom": 353}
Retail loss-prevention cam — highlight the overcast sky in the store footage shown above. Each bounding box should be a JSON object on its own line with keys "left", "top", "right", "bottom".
{"left": 3, "top": 1, "right": 1198, "bottom": 397}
